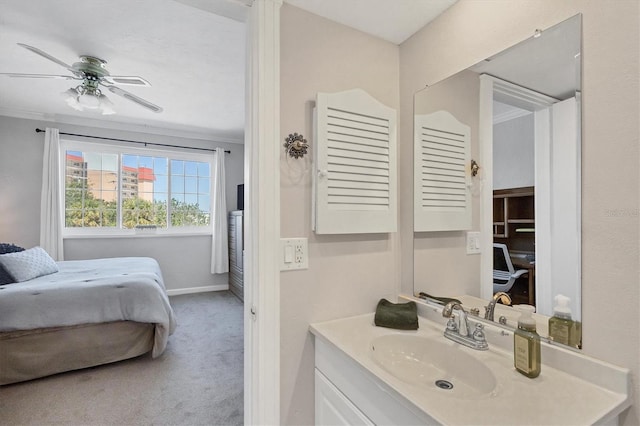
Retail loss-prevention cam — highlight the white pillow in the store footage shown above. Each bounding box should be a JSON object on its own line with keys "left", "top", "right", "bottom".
{"left": 0, "top": 247, "right": 59, "bottom": 282}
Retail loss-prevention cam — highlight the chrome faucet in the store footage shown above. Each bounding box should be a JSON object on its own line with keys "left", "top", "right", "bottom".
{"left": 442, "top": 301, "right": 488, "bottom": 350}
{"left": 484, "top": 292, "right": 512, "bottom": 321}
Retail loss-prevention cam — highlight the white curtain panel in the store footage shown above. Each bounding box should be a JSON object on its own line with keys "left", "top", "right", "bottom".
{"left": 39, "top": 128, "right": 64, "bottom": 261}
{"left": 211, "top": 148, "right": 229, "bottom": 274}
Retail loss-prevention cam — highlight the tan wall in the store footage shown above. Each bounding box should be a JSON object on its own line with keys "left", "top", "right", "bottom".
{"left": 400, "top": 1, "right": 639, "bottom": 423}
{"left": 279, "top": 4, "right": 400, "bottom": 424}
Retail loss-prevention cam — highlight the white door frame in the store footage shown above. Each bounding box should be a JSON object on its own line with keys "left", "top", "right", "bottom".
{"left": 479, "top": 75, "right": 557, "bottom": 301}
{"left": 244, "top": 0, "right": 282, "bottom": 424}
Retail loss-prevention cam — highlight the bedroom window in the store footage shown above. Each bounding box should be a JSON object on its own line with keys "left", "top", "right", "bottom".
{"left": 61, "top": 141, "right": 213, "bottom": 235}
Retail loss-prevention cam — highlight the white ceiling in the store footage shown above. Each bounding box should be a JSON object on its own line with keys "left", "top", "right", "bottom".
{"left": 284, "top": 0, "right": 457, "bottom": 45}
{"left": 0, "top": 0, "right": 457, "bottom": 141}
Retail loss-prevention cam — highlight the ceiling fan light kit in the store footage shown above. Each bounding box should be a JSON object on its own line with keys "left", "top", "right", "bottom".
{"left": 62, "top": 86, "right": 115, "bottom": 115}
{"left": 1, "top": 43, "right": 162, "bottom": 115}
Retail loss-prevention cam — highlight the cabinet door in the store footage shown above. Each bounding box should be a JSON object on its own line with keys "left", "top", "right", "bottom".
{"left": 414, "top": 110, "right": 471, "bottom": 231}
{"left": 314, "top": 89, "right": 397, "bottom": 234}
{"left": 315, "top": 369, "right": 373, "bottom": 426}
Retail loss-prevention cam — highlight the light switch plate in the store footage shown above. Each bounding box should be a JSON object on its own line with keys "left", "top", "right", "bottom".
{"left": 466, "top": 231, "right": 481, "bottom": 254}
{"left": 280, "top": 238, "right": 309, "bottom": 270}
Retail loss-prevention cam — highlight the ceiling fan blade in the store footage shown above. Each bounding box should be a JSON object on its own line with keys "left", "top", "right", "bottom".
{"left": 17, "top": 43, "right": 76, "bottom": 73}
{"left": 104, "top": 75, "right": 151, "bottom": 86}
{"left": 107, "top": 86, "right": 163, "bottom": 113}
{"left": 0, "top": 72, "right": 78, "bottom": 80}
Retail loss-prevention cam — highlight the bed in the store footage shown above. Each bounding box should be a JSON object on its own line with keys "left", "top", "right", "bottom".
{"left": 0, "top": 253, "right": 176, "bottom": 385}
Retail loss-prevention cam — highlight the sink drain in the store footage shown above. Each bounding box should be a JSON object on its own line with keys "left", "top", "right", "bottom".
{"left": 435, "top": 379, "right": 453, "bottom": 390}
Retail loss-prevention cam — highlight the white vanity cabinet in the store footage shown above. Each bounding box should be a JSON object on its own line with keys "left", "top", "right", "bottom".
{"left": 314, "top": 338, "right": 436, "bottom": 426}
{"left": 315, "top": 369, "right": 373, "bottom": 426}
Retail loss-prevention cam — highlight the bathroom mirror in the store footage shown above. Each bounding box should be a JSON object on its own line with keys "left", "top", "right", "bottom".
{"left": 413, "top": 14, "right": 582, "bottom": 347}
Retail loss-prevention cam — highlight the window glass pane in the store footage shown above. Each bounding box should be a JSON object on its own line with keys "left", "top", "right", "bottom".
{"left": 171, "top": 176, "right": 184, "bottom": 193}
{"left": 198, "top": 195, "right": 210, "bottom": 212}
{"left": 102, "top": 209, "right": 117, "bottom": 227}
{"left": 198, "top": 178, "right": 210, "bottom": 194}
{"left": 198, "top": 162, "right": 210, "bottom": 177}
{"left": 65, "top": 210, "right": 83, "bottom": 227}
{"left": 83, "top": 210, "right": 101, "bottom": 227}
{"left": 154, "top": 175, "right": 168, "bottom": 193}
{"left": 154, "top": 192, "right": 168, "bottom": 203}
{"left": 170, "top": 212, "right": 183, "bottom": 227}
{"left": 138, "top": 156, "right": 153, "bottom": 169}
{"left": 65, "top": 189, "right": 84, "bottom": 208}
{"left": 185, "top": 193, "right": 198, "bottom": 205}
{"left": 171, "top": 160, "right": 184, "bottom": 175}
{"left": 185, "top": 177, "right": 198, "bottom": 193}
{"left": 122, "top": 209, "right": 137, "bottom": 229}
{"left": 185, "top": 161, "right": 198, "bottom": 176}
{"left": 154, "top": 157, "right": 168, "bottom": 175}
{"left": 65, "top": 151, "right": 118, "bottom": 229}
{"left": 122, "top": 154, "right": 137, "bottom": 168}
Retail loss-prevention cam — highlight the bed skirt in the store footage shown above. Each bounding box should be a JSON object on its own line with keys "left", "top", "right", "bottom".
{"left": 0, "top": 321, "right": 154, "bottom": 385}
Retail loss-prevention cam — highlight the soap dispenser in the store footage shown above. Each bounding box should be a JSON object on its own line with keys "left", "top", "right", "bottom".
{"left": 513, "top": 304, "right": 541, "bottom": 378}
{"left": 549, "top": 294, "right": 581, "bottom": 348}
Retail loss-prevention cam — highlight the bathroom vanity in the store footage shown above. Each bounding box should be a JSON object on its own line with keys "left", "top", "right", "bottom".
{"left": 310, "top": 301, "right": 630, "bottom": 425}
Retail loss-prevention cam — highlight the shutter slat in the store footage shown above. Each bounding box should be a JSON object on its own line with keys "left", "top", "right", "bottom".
{"left": 328, "top": 126, "right": 389, "bottom": 142}
{"left": 328, "top": 116, "right": 389, "bottom": 135}
{"left": 329, "top": 195, "right": 389, "bottom": 206}
{"left": 329, "top": 171, "right": 389, "bottom": 184}
{"left": 327, "top": 134, "right": 390, "bottom": 150}
{"left": 328, "top": 147, "right": 389, "bottom": 163}
{"left": 329, "top": 180, "right": 389, "bottom": 191}
{"left": 328, "top": 107, "right": 389, "bottom": 127}
{"left": 328, "top": 140, "right": 389, "bottom": 156}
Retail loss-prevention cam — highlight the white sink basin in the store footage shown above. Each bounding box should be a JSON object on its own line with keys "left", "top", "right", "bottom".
{"left": 370, "top": 334, "right": 497, "bottom": 398}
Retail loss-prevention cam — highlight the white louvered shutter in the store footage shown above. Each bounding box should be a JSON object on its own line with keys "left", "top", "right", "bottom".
{"left": 313, "top": 89, "right": 397, "bottom": 234}
{"left": 414, "top": 110, "right": 471, "bottom": 232}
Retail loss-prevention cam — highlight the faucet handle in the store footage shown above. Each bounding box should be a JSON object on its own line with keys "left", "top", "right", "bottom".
{"left": 469, "top": 307, "right": 480, "bottom": 316}
{"left": 472, "top": 323, "right": 486, "bottom": 342}
{"left": 446, "top": 316, "right": 458, "bottom": 332}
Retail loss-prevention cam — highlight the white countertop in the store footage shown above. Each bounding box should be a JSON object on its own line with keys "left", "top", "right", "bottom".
{"left": 310, "top": 312, "right": 631, "bottom": 425}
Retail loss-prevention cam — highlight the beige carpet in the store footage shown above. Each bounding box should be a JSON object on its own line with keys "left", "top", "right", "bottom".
{"left": 0, "top": 292, "right": 244, "bottom": 426}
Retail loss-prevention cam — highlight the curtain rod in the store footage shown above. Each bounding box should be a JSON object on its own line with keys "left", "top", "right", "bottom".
{"left": 34, "top": 128, "right": 231, "bottom": 154}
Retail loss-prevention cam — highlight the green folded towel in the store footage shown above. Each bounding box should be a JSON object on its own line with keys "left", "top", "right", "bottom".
{"left": 374, "top": 299, "right": 419, "bottom": 330}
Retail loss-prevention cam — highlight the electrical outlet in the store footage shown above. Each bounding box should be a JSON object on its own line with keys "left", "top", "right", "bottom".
{"left": 280, "top": 238, "right": 308, "bottom": 270}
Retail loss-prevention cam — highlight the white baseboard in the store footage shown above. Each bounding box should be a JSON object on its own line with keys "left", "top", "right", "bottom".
{"left": 166, "top": 285, "right": 229, "bottom": 296}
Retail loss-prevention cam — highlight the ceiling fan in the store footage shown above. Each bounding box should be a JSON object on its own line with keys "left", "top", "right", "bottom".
{"left": 1, "top": 43, "right": 163, "bottom": 115}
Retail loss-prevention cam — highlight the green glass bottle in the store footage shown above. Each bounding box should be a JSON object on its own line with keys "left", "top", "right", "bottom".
{"left": 513, "top": 305, "right": 541, "bottom": 378}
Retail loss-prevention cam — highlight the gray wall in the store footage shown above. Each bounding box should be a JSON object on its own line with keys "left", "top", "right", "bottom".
{"left": 493, "top": 114, "right": 535, "bottom": 190}
{"left": 0, "top": 115, "right": 244, "bottom": 291}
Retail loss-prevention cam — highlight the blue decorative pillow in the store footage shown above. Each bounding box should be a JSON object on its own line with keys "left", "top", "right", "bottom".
{"left": 0, "top": 243, "right": 25, "bottom": 285}
{"left": 0, "top": 247, "right": 58, "bottom": 283}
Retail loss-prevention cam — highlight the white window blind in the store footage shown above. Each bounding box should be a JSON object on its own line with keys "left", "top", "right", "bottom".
{"left": 414, "top": 110, "right": 471, "bottom": 232}
{"left": 313, "top": 89, "right": 397, "bottom": 234}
